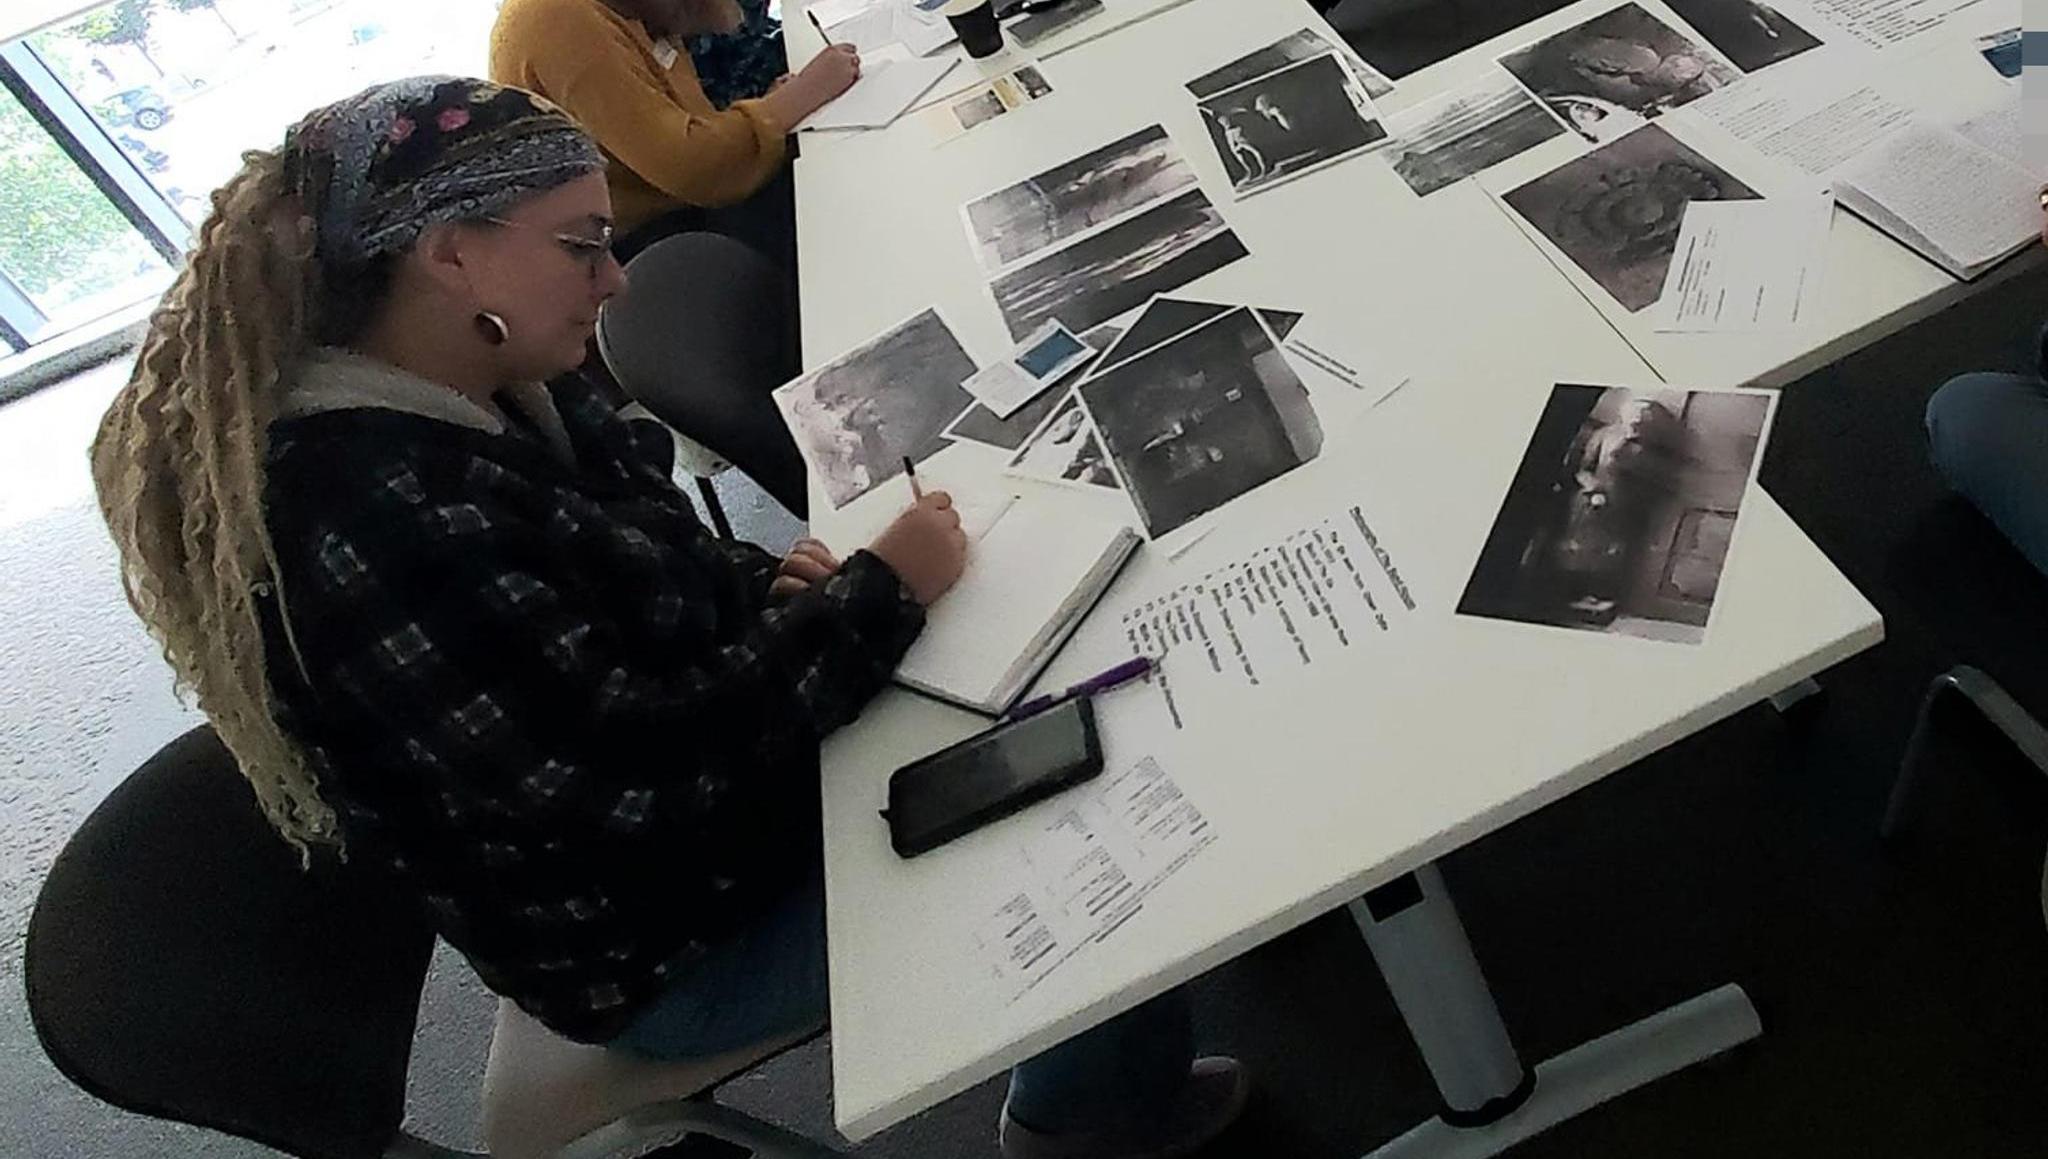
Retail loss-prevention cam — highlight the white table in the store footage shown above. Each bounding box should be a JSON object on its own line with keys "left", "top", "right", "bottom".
{"left": 787, "top": 0, "right": 1927, "bottom": 1150}
{"left": 1439, "top": 0, "right": 2031, "bottom": 391}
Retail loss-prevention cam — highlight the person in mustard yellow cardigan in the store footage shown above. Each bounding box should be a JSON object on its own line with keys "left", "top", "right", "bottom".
{"left": 491, "top": 0, "right": 857, "bottom": 264}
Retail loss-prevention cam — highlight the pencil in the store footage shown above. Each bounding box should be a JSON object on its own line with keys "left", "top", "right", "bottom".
{"left": 903, "top": 456, "right": 924, "bottom": 501}
{"left": 807, "top": 9, "right": 834, "bottom": 45}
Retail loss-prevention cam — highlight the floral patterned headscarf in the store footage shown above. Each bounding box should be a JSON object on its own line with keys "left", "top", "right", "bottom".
{"left": 284, "top": 76, "right": 605, "bottom": 268}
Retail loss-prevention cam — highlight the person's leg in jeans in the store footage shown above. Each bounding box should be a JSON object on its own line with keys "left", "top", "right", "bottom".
{"left": 611, "top": 875, "right": 1242, "bottom": 1155}
{"left": 1926, "top": 370, "right": 2048, "bottom": 578}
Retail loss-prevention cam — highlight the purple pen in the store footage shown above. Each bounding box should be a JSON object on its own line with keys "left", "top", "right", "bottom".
{"left": 1005, "top": 656, "right": 1155, "bottom": 721}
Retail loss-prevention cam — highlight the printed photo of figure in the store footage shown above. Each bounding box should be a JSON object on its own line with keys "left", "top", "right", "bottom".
{"left": 1459, "top": 383, "right": 1775, "bottom": 643}
{"left": 1079, "top": 307, "right": 1323, "bottom": 537}
{"left": 774, "top": 309, "right": 978, "bottom": 508}
{"left": 1499, "top": 2, "right": 1738, "bottom": 142}
{"left": 1504, "top": 124, "right": 1760, "bottom": 312}
{"left": 1196, "top": 53, "right": 1388, "bottom": 197}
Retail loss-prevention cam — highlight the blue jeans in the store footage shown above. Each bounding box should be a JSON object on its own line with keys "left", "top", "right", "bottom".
{"left": 608, "top": 876, "right": 1196, "bottom": 1133}
{"left": 1926, "top": 370, "right": 2048, "bottom": 579}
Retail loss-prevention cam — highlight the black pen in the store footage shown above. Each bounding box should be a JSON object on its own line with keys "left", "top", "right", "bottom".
{"left": 903, "top": 455, "right": 924, "bottom": 501}
{"left": 808, "top": 9, "right": 835, "bottom": 45}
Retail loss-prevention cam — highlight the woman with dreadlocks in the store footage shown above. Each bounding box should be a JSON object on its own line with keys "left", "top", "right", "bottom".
{"left": 90, "top": 77, "right": 1246, "bottom": 1159}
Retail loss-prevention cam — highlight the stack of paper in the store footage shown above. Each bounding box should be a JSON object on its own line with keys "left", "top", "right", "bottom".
{"left": 1654, "top": 194, "right": 1833, "bottom": 332}
{"left": 797, "top": 46, "right": 961, "bottom": 131}
{"left": 1833, "top": 103, "right": 2043, "bottom": 281}
{"left": 811, "top": 0, "right": 957, "bottom": 57}
{"left": 894, "top": 500, "right": 1142, "bottom": 714}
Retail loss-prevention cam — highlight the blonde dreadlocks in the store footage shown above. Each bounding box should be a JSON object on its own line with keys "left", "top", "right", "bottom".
{"left": 90, "top": 76, "right": 604, "bottom": 857}
{"left": 90, "top": 145, "right": 337, "bottom": 856}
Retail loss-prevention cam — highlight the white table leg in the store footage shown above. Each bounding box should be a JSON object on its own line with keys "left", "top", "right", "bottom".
{"left": 1349, "top": 865, "right": 1761, "bottom": 1159}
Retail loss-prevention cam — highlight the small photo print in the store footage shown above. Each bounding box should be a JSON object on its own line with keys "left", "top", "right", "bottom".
{"left": 1498, "top": 2, "right": 1738, "bottom": 143}
{"left": 963, "top": 124, "right": 1199, "bottom": 273}
{"left": 1978, "top": 28, "right": 2020, "bottom": 79}
{"left": 1662, "top": 0, "right": 1821, "bottom": 73}
{"left": 1458, "top": 383, "right": 1775, "bottom": 644}
{"left": 1387, "top": 69, "right": 1566, "bottom": 197}
{"left": 1078, "top": 307, "right": 1322, "bottom": 538}
{"left": 773, "top": 309, "right": 978, "bottom": 508}
{"left": 952, "top": 321, "right": 1127, "bottom": 451}
{"left": 1196, "top": 53, "right": 1388, "bottom": 197}
{"left": 1012, "top": 64, "right": 1054, "bottom": 100}
{"left": 1016, "top": 323, "right": 1090, "bottom": 378}
{"left": 1186, "top": 26, "right": 1396, "bottom": 100}
{"left": 1504, "top": 124, "right": 1760, "bottom": 313}
{"left": 955, "top": 88, "right": 1008, "bottom": 131}
{"left": 989, "top": 187, "right": 1249, "bottom": 341}
{"left": 1006, "top": 391, "right": 1123, "bottom": 491}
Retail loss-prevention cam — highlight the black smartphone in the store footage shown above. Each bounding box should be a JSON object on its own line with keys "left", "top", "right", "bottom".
{"left": 883, "top": 697, "right": 1103, "bottom": 858}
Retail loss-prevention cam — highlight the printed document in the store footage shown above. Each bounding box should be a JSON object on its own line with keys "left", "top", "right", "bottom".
{"left": 1656, "top": 194, "right": 1833, "bottom": 331}
{"left": 971, "top": 757, "right": 1214, "bottom": 998}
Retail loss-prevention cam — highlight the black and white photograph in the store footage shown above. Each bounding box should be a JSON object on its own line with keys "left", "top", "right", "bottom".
{"left": 948, "top": 323, "right": 1123, "bottom": 451}
{"left": 1662, "top": 0, "right": 1822, "bottom": 72}
{"left": 1457, "top": 383, "right": 1775, "bottom": 644}
{"left": 1259, "top": 308, "right": 1304, "bottom": 341}
{"left": 945, "top": 387, "right": 1065, "bottom": 452}
{"left": 989, "top": 188, "right": 1250, "bottom": 341}
{"left": 1005, "top": 392, "right": 1123, "bottom": 491}
{"left": 1196, "top": 53, "right": 1388, "bottom": 197}
{"left": 1186, "top": 27, "right": 1395, "bottom": 100}
{"left": 1503, "top": 124, "right": 1760, "bottom": 312}
{"left": 1343, "top": 0, "right": 1578, "bottom": 80}
{"left": 963, "top": 124, "right": 1199, "bottom": 273}
{"left": 1387, "top": 69, "right": 1567, "bottom": 197}
{"left": 1498, "top": 3, "right": 1738, "bottom": 143}
{"left": 1008, "top": 64, "right": 1054, "bottom": 100}
{"left": 1078, "top": 307, "right": 1323, "bottom": 538}
{"left": 1094, "top": 297, "right": 1303, "bottom": 373}
{"left": 1095, "top": 296, "right": 1236, "bottom": 372}
{"left": 773, "top": 309, "right": 978, "bottom": 509}
{"left": 954, "top": 88, "right": 1008, "bottom": 132}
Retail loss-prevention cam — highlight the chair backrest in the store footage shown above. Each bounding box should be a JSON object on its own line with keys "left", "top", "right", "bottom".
{"left": 24, "top": 726, "right": 438, "bottom": 1159}
{"left": 597, "top": 231, "right": 809, "bottom": 517}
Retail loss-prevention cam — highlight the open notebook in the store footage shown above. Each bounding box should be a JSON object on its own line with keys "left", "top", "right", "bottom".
{"left": 1834, "top": 103, "right": 2043, "bottom": 282}
{"left": 895, "top": 500, "right": 1142, "bottom": 715}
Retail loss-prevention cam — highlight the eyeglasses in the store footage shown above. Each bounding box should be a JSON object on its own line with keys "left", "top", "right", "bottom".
{"left": 481, "top": 216, "right": 616, "bottom": 280}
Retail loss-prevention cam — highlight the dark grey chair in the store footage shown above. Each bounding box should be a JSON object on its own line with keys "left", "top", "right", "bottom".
{"left": 24, "top": 726, "right": 843, "bottom": 1158}
{"left": 1883, "top": 665, "right": 2048, "bottom": 930}
{"left": 24, "top": 726, "right": 447, "bottom": 1158}
{"left": 598, "top": 232, "right": 809, "bottom": 524}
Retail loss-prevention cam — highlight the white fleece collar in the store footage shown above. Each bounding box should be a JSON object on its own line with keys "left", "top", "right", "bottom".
{"left": 281, "top": 347, "right": 576, "bottom": 465}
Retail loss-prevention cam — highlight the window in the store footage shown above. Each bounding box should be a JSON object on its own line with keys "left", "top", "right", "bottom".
{"left": 0, "top": 83, "right": 172, "bottom": 345}
{"left": 0, "top": 0, "right": 504, "bottom": 357}
{"left": 27, "top": 0, "right": 504, "bottom": 228}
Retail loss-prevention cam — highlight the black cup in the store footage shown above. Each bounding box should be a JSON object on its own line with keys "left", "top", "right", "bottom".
{"left": 942, "top": 0, "right": 1003, "bottom": 58}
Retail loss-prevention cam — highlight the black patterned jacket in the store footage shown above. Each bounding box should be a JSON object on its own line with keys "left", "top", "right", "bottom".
{"left": 259, "top": 350, "right": 922, "bottom": 1042}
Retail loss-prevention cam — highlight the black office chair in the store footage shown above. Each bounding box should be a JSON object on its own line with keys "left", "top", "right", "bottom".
{"left": 1882, "top": 665, "right": 2048, "bottom": 931}
{"left": 24, "top": 727, "right": 843, "bottom": 1158}
{"left": 598, "top": 232, "right": 810, "bottom": 524}
{"left": 23, "top": 725, "right": 446, "bottom": 1159}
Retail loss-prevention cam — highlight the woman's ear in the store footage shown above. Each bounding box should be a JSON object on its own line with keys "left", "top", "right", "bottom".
{"left": 410, "top": 221, "right": 485, "bottom": 301}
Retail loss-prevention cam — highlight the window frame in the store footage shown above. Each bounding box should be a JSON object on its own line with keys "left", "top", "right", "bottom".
{"left": 0, "top": 34, "right": 191, "bottom": 349}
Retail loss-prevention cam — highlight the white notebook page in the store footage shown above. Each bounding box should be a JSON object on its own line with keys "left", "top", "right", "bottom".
{"left": 1839, "top": 121, "right": 2039, "bottom": 272}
